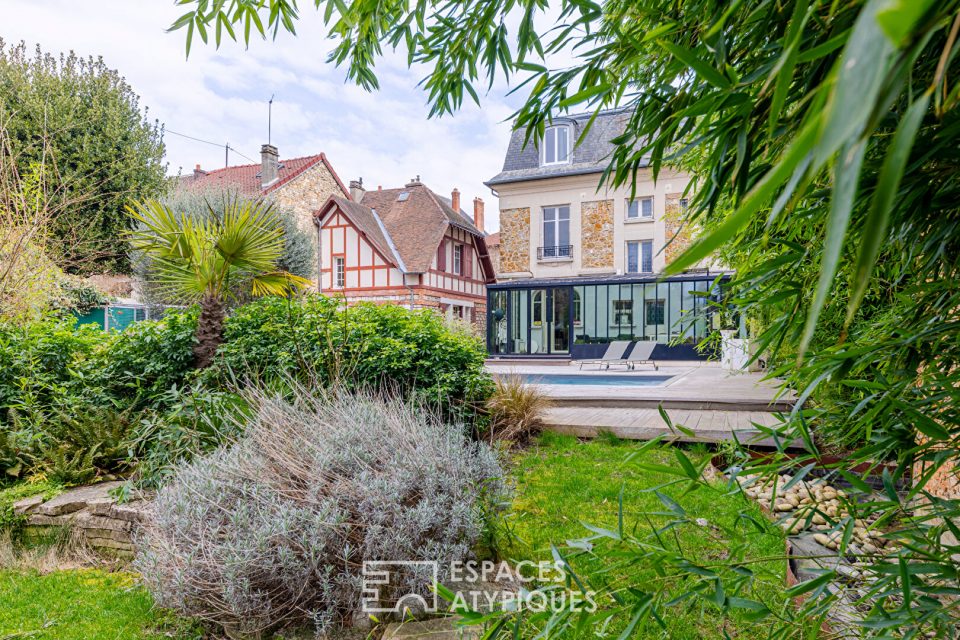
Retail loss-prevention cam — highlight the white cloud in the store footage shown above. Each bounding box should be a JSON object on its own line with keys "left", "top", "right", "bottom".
{"left": 0, "top": 0, "right": 535, "bottom": 231}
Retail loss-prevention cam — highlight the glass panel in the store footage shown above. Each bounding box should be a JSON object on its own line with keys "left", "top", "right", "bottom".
{"left": 551, "top": 288, "right": 570, "bottom": 353}
{"left": 642, "top": 197, "right": 653, "bottom": 218}
{"left": 530, "top": 289, "right": 549, "bottom": 354}
{"left": 545, "top": 128, "right": 556, "bottom": 164}
{"left": 668, "top": 281, "right": 684, "bottom": 341}
{"left": 595, "top": 285, "right": 610, "bottom": 342}
{"left": 488, "top": 291, "right": 508, "bottom": 354}
{"left": 574, "top": 285, "right": 593, "bottom": 345}
{"left": 557, "top": 126, "right": 568, "bottom": 162}
{"left": 627, "top": 241, "right": 639, "bottom": 273}
{"left": 627, "top": 200, "right": 638, "bottom": 219}
{"left": 543, "top": 208, "right": 556, "bottom": 248}
{"left": 641, "top": 240, "right": 653, "bottom": 273}
{"left": 508, "top": 290, "right": 528, "bottom": 354}
{"left": 558, "top": 206, "right": 570, "bottom": 246}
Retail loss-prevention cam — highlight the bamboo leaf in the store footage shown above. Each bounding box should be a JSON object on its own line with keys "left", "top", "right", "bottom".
{"left": 845, "top": 92, "right": 930, "bottom": 326}
{"left": 657, "top": 40, "right": 730, "bottom": 89}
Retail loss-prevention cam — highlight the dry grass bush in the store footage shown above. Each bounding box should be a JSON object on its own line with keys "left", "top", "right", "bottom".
{"left": 485, "top": 375, "right": 551, "bottom": 445}
{"left": 134, "top": 387, "right": 506, "bottom": 639}
{"left": 0, "top": 528, "right": 103, "bottom": 573}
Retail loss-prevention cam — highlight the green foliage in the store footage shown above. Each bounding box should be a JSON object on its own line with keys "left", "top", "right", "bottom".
{"left": 209, "top": 296, "right": 493, "bottom": 418}
{"left": 0, "top": 40, "right": 166, "bottom": 274}
{"left": 53, "top": 277, "right": 111, "bottom": 316}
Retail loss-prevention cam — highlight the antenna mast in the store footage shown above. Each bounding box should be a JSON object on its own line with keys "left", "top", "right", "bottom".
{"left": 268, "top": 94, "right": 275, "bottom": 145}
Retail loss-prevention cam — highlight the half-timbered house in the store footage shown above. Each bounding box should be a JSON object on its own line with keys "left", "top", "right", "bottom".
{"left": 313, "top": 177, "right": 496, "bottom": 326}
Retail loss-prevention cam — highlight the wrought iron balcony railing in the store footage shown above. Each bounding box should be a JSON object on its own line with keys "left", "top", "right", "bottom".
{"left": 537, "top": 245, "right": 573, "bottom": 260}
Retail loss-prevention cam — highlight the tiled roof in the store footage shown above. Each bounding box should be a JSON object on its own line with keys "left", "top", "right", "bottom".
{"left": 326, "top": 195, "right": 403, "bottom": 269}
{"left": 485, "top": 108, "right": 648, "bottom": 187}
{"left": 485, "top": 231, "right": 500, "bottom": 246}
{"left": 173, "top": 154, "right": 349, "bottom": 198}
{"left": 360, "top": 184, "right": 484, "bottom": 274}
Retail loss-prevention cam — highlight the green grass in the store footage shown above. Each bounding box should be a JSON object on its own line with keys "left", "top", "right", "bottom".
{"left": 500, "top": 432, "right": 790, "bottom": 639}
{"left": 0, "top": 569, "right": 197, "bottom": 640}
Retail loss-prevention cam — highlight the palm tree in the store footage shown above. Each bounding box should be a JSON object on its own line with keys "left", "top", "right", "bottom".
{"left": 127, "top": 197, "right": 310, "bottom": 368}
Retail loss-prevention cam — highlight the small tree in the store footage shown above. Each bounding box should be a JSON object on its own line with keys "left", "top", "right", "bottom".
{"left": 127, "top": 198, "right": 310, "bottom": 367}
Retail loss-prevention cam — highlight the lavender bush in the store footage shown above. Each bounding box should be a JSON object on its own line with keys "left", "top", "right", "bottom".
{"left": 134, "top": 387, "right": 505, "bottom": 639}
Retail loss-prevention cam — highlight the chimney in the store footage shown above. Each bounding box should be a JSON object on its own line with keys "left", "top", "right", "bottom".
{"left": 193, "top": 163, "right": 207, "bottom": 178}
{"left": 451, "top": 188, "right": 460, "bottom": 214}
{"left": 349, "top": 177, "right": 365, "bottom": 202}
{"left": 405, "top": 175, "right": 422, "bottom": 188}
{"left": 260, "top": 143, "right": 279, "bottom": 187}
{"left": 473, "top": 197, "right": 485, "bottom": 232}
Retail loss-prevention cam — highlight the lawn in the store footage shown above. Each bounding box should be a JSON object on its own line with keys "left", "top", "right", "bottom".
{"left": 0, "top": 569, "right": 197, "bottom": 640}
{"left": 500, "top": 432, "right": 790, "bottom": 639}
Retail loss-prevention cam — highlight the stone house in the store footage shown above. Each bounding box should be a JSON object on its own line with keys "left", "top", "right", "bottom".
{"left": 483, "top": 109, "right": 725, "bottom": 360}
{"left": 485, "top": 232, "right": 501, "bottom": 275}
{"left": 175, "top": 144, "right": 351, "bottom": 281}
{"left": 313, "top": 177, "right": 495, "bottom": 326}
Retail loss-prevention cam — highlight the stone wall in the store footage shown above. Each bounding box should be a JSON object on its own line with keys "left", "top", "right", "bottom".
{"left": 271, "top": 162, "right": 346, "bottom": 281}
{"left": 499, "top": 207, "right": 530, "bottom": 273}
{"left": 663, "top": 194, "right": 694, "bottom": 265}
{"left": 14, "top": 481, "right": 151, "bottom": 558}
{"left": 581, "top": 200, "right": 614, "bottom": 269}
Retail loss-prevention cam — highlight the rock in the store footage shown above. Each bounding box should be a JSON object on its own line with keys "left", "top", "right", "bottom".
{"left": 382, "top": 617, "right": 480, "bottom": 640}
{"left": 12, "top": 495, "right": 44, "bottom": 515}
{"left": 813, "top": 533, "right": 833, "bottom": 547}
{"left": 36, "top": 481, "right": 124, "bottom": 517}
{"left": 862, "top": 542, "right": 879, "bottom": 554}
{"left": 812, "top": 514, "right": 827, "bottom": 525}
{"left": 774, "top": 502, "right": 795, "bottom": 512}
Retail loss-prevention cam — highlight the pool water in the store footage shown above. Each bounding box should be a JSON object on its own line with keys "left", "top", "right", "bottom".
{"left": 510, "top": 374, "right": 673, "bottom": 387}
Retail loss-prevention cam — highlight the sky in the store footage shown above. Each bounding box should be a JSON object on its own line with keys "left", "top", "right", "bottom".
{"left": 0, "top": 0, "right": 526, "bottom": 232}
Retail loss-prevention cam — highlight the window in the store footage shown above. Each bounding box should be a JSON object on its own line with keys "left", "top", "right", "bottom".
{"left": 542, "top": 206, "right": 571, "bottom": 258}
{"left": 627, "top": 197, "right": 654, "bottom": 220}
{"left": 334, "top": 256, "right": 345, "bottom": 288}
{"left": 679, "top": 197, "right": 689, "bottom": 213}
{"left": 453, "top": 244, "right": 463, "bottom": 274}
{"left": 542, "top": 125, "right": 570, "bottom": 165}
{"left": 645, "top": 299, "right": 665, "bottom": 325}
{"left": 451, "top": 305, "right": 466, "bottom": 320}
{"left": 626, "top": 240, "right": 654, "bottom": 273}
{"left": 532, "top": 291, "right": 544, "bottom": 326}
{"left": 612, "top": 300, "right": 633, "bottom": 326}
{"left": 572, "top": 289, "right": 582, "bottom": 326}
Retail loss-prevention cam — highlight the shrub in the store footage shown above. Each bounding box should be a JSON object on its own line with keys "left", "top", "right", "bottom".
{"left": 485, "top": 376, "right": 551, "bottom": 445}
{"left": 209, "top": 296, "right": 493, "bottom": 419}
{"left": 135, "top": 388, "right": 505, "bottom": 637}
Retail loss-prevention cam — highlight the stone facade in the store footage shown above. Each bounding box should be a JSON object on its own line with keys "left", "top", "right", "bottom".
{"left": 663, "top": 193, "right": 695, "bottom": 265}
{"left": 499, "top": 207, "right": 531, "bottom": 273}
{"left": 580, "top": 199, "right": 614, "bottom": 269}
{"left": 271, "top": 163, "right": 347, "bottom": 280}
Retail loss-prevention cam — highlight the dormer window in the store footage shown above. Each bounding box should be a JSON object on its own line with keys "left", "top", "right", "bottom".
{"left": 542, "top": 125, "right": 570, "bottom": 166}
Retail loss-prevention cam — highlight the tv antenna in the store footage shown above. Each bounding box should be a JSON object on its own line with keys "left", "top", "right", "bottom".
{"left": 268, "top": 94, "right": 275, "bottom": 145}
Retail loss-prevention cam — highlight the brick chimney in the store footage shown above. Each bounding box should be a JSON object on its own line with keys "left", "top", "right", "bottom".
{"left": 451, "top": 188, "right": 461, "bottom": 214}
{"left": 260, "top": 144, "right": 279, "bottom": 187}
{"left": 349, "top": 177, "right": 365, "bottom": 202}
{"left": 473, "top": 197, "right": 485, "bottom": 232}
{"left": 405, "top": 175, "right": 422, "bottom": 188}
{"left": 193, "top": 164, "right": 207, "bottom": 178}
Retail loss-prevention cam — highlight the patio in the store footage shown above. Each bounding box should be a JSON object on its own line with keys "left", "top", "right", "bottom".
{"left": 486, "top": 361, "right": 799, "bottom": 447}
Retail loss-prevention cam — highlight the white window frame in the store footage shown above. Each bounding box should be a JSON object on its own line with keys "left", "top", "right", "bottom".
{"left": 453, "top": 244, "right": 463, "bottom": 275}
{"left": 627, "top": 196, "right": 654, "bottom": 220}
{"left": 541, "top": 205, "right": 571, "bottom": 259}
{"left": 541, "top": 125, "right": 571, "bottom": 166}
{"left": 612, "top": 299, "right": 633, "bottom": 327}
{"left": 334, "top": 256, "right": 345, "bottom": 288}
{"left": 626, "top": 240, "right": 654, "bottom": 274}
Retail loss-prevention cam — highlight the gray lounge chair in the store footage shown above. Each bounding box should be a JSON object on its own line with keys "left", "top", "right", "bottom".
{"left": 577, "top": 340, "right": 631, "bottom": 370}
{"left": 625, "top": 341, "right": 658, "bottom": 370}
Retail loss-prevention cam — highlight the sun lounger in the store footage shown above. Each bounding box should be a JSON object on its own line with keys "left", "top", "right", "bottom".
{"left": 576, "top": 340, "right": 631, "bottom": 370}
{"left": 625, "top": 341, "right": 658, "bottom": 370}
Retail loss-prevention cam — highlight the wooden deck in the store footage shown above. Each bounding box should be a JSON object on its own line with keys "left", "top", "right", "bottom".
{"left": 487, "top": 362, "right": 800, "bottom": 448}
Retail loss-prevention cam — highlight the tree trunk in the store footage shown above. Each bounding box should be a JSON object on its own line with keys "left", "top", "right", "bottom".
{"left": 194, "top": 293, "right": 226, "bottom": 369}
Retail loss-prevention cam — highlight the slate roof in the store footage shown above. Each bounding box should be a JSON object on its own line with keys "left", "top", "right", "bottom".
{"left": 316, "top": 181, "right": 494, "bottom": 281}
{"left": 172, "top": 154, "right": 349, "bottom": 198}
{"left": 485, "top": 109, "right": 647, "bottom": 187}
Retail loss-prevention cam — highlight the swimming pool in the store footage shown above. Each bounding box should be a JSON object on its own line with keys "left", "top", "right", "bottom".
{"left": 507, "top": 374, "right": 673, "bottom": 387}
